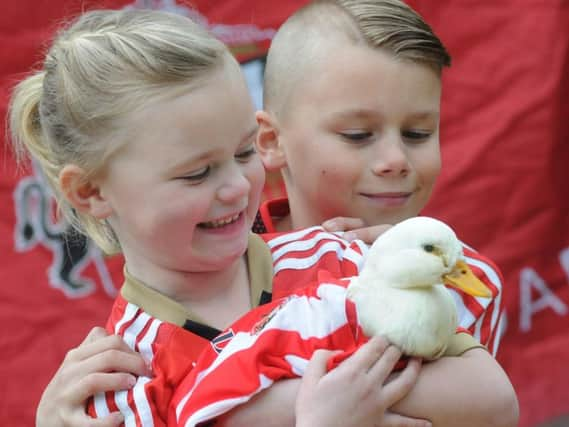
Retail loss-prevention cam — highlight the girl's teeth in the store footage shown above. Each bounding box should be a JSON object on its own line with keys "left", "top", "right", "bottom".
{"left": 201, "top": 213, "right": 240, "bottom": 228}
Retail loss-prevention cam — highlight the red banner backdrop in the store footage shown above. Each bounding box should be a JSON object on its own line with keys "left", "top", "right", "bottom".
{"left": 0, "top": 1, "right": 567, "bottom": 426}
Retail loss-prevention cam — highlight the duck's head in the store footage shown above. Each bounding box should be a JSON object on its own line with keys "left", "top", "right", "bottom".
{"left": 358, "top": 216, "right": 491, "bottom": 297}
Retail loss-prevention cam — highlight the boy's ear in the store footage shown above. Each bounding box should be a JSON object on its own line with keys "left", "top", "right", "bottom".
{"left": 255, "top": 110, "right": 287, "bottom": 171}
{"left": 59, "top": 165, "right": 113, "bottom": 219}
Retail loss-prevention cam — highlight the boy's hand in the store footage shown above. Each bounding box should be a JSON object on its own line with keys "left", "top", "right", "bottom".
{"left": 322, "top": 216, "right": 392, "bottom": 244}
{"left": 36, "top": 327, "right": 151, "bottom": 427}
{"left": 296, "top": 336, "right": 431, "bottom": 427}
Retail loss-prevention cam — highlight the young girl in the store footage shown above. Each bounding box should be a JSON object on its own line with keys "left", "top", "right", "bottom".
{"left": 10, "top": 9, "right": 423, "bottom": 427}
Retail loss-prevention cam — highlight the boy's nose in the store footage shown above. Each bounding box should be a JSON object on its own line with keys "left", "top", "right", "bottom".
{"left": 216, "top": 167, "right": 251, "bottom": 203}
{"left": 371, "top": 135, "right": 410, "bottom": 177}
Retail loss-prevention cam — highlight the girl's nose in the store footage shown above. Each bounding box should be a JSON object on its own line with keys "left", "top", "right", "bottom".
{"left": 216, "top": 166, "right": 251, "bottom": 203}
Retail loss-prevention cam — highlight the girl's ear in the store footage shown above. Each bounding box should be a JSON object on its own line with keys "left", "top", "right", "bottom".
{"left": 255, "top": 110, "right": 287, "bottom": 171}
{"left": 59, "top": 165, "right": 112, "bottom": 219}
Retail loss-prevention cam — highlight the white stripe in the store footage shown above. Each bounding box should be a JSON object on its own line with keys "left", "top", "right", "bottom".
{"left": 285, "top": 354, "right": 310, "bottom": 376}
{"left": 460, "top": 240, "right": 476, "bottom": 252}
{"left": 271, "top": 232, "right": 347, "bottom": 263}
{"left": 113, "top": 376, "right": 154, "bottom": 427}
{"left": 343, "top": 240, "right": 369, "bottom": 269}
{"left": 449, "top": 289, "right": 476, "bottom": 329}
{"left": 133, "top": 377, "right": 154, "bottom": 427}
{"left": 115, "top": 309, "right": 156, "bottom": 426}
{"left": 472, "top": 310, "right": 485, "bottom": 343}
{"left": 274, "top": 241, "right": 350, "bottom": 274}
{"left": 115, "top": 312, "right": 155, "bottom": 427}
{"left": 265, "top": 226, "right": 322, "bottom": 249}
{"left": 490, "top": 287, "right": 502, "bottom": 340}
{"left": 115, "top": 388, "right": 136, "bottom": 427}
{"left": 114, "top": 303, "right": 139, "bottom": 336}
{"left": 492, "top": 311, "right": 506, "bottom": 356}
{"left": 92, "top": 303, "right": 139, "bottom": 421}
{"left": 123, "top": 311, "right": 152, "bottom": 350}
{"left": 182, "top": 375, "right": 274, "bottom": 427}
{"left": 93, "top": 392, "right": 111, "bottom": 418}
{"left": 138, "top": 318, "right": 162, "bottom": 363}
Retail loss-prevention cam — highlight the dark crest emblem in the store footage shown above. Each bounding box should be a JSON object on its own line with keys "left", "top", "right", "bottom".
{"left": 211, "top": 329, "right": 236, "bottom": 354}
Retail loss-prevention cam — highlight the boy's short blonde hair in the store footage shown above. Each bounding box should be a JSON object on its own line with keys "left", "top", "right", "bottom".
{"left": 9, "top": 9, "right": 228, "bottom": 253}
{"left": 264, "top": 0, "right": 451, "bottom": 117}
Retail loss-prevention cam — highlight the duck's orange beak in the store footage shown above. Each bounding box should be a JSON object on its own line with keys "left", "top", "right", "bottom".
{"left": 443, "top": 260, "right": 492, "bottom": 298}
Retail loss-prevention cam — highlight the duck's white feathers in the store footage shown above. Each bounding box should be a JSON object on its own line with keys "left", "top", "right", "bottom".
{"left": 347, "top": 278, "right": 458, "bottom": 359}
{"left": 345, "top": 216, "right": 463, "bottom": 359}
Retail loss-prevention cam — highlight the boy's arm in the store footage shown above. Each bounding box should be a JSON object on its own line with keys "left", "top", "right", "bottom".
{"left": 390, "top": 348, "right": 519, "bottom": 427}
{"left": 220, "top": 347, "right": 518, "bottom": 427}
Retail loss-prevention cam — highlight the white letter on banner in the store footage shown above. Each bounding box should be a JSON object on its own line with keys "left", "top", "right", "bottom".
{"left": 519, "top": 267, "right": 568, "bottom": 332}
{"left": 560, "top": 247, "right": 569, "bottom": 283}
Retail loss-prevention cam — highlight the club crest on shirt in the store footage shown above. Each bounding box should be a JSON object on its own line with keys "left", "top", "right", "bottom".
{"left": 251, "top": 297, "right": 294, "bottom": 335}
{"left": 211, "top": 329, "right": 236, "bottom": 354}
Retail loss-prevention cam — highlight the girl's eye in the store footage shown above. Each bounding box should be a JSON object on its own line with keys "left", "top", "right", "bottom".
{"left": 179, "top": 166, "right": 210, "bottom": 182}
{"left": 339, "top": 131, "right": 373, "bottom": 143}
{"left": 402, "top": 129, "right": 432, "bottom": 142}
{"left": 235, "top": 146, "right": 257, "bottom": 161}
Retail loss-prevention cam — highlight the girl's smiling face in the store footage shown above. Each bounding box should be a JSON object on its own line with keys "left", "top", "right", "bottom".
{"left": 95, "top": 59, "right": 264, "bottom": 277}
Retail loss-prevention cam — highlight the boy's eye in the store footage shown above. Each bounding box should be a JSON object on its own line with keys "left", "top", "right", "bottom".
{"left": 339, "top": 131, "right": 373, "bottom": 142}
{"left": 402, "top": 129, "right": 432, "bottom": 142}
{"left": 179, "top": 166, "right": 210, "bottom": 183}
{"left": 235, "top": 146, "right": 257, "bottom": 162}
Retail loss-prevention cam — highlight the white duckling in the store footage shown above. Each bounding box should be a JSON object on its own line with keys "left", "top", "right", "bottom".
{"left": 347, "top": 216, "right": 492, "bottom": 359}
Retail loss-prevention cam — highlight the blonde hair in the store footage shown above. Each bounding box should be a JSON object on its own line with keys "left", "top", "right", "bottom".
{"left": 264, "top": 0, "right": 451, "bottom": 116}
{"left": 9, "top": 9, "right": 228, "bottom": 254}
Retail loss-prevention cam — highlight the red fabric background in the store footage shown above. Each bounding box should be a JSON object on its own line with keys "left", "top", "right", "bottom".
{"left": 0, "top": 1, "right": 567, "bottom": 426}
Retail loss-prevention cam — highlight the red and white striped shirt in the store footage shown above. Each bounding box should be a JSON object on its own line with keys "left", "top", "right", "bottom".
{"left": 171, "top": 272, "right": 484, "bottom": 427}
{"left": 263, "top": 225, "right": 504, "bottom": 355}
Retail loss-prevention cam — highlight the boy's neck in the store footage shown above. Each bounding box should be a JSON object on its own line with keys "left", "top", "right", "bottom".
{"left": 274, "top": 214, "right": 292, "bottom": 232}
{"left": 285, "top": 195, "right": 323, "bottom": 231}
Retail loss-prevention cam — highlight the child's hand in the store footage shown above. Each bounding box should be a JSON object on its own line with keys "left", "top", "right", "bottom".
{"left": 322, "top": 216, "right": 392, "bottom": 244}
{"left": 295, "top": 336, "right": 431, "bottom": 427}
{"left": 36, "top": 327, "right": 150, "bottom": 427}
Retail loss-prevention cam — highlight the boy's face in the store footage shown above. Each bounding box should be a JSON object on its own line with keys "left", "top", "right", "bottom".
{"left": 95, "top": 61, "right": 264, "bottom": 275}
{"left": 271, "top": 45, "right": 442, "bottom": 228}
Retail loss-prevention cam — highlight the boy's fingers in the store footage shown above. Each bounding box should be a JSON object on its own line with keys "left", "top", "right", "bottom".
{"left": 304, "top": 350, "right": 335, "bottom": 383}
{"left": 322, "top": 217, "right": 365, "bottom": 232}
{"left": 338, "top": 336, "right": 390, "bottom": 374}
{"left": 381, "top": 358, "right": 422, "bottom": 406}
{"left": 367, "top": 343, "right": 403, "bottom": 384}
{"left": 345, "top": 224, "right": 392, "bottom": 244}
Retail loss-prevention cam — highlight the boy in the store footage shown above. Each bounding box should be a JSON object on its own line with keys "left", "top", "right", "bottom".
{"left": 254, "top": 0, "right": 501, "bottom": 353}
{"left": 241, "top": 0, "right": 514, "bottom": 425}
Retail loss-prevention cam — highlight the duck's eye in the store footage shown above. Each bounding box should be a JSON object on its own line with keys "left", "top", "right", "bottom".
{"left": 423, "top": 244, "right": 435, "bottom": 253}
